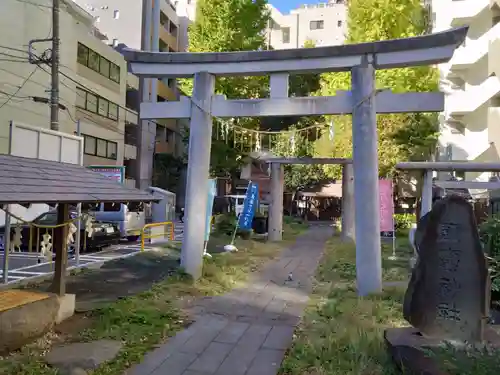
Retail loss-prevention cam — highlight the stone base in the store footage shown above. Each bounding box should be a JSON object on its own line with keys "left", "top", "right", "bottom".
{"left": 0, "top": 290, "right": 59, "bottom": 354}
{"left": 56, "top": 294, "right": 76, "bottom": 324}
{"left": 384, "top": 327, "right": 500, "bottom": 375}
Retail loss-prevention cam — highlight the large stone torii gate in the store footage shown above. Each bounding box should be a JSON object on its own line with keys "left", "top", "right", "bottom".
{"left": 123, "top": 26, "right": 467, "bottom": 296}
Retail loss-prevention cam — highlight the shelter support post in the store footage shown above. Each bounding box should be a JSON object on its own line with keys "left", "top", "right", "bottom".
{"left": 421, "top": 169, "right": 433, "bottom": 217}
{"left": 2, "top": 206, "right": 11, "bottom": 284}
{"left": 50, "top": 203, "right": 69, "bottom": 296}
{"left": 181, "top": 72, "right": 215, "bottom": 279}
{"left": 269, "top": 163, "right": 284, "bottom": 241}
{"left": 351, "top": 57, "right": 382, "bottom": 296}
{"left": 341, "top": 163, "right": 355, "bottom": 241}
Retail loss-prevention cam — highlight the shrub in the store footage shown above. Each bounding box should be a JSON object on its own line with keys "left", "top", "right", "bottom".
{"left": 479, "top": 215, "right": 500, "bottom": 293}
{"left": 394, "top": 213, "right": 416, "bottom": 230}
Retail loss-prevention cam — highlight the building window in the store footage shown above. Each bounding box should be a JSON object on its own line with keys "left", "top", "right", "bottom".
{"left": 83, "top": 134, "right": 117, "bottom": 160}
{"left": 77, "top": 42, "right": 120, "bottom": 83}
{"left": 77, "top": 43, "right": 89, "bottom": 65}
{"left": 107, "top": 141, "right": 117, "bottom": 159}
{"left": 337, "top": 20, "right": 342, "bottom": 27}
{"left": 86, "top": 92, "right": 98, "bottom": 113}
{"left": 84, "top": 135, "right": 96, "bottom": 155}
{"left": 88, "top": 49, "right": 100, "bottom": 71}
{"left": 98, "top": 97, "right": 109, "bottom": 117}
{"left": 76, "top": 87, "right": 120, "bottom": 121}
{"left": 310, "top": 20, "right": 324, "bottom": 30}
{"left": 99, "top": 57, "right": 110, "bottom": 77}
{"left": 282, "top": 27, "right": 290, "bottom": 44}
{"left": 108, "top": 102, "right": 118, "bottom": 120}
{"left": 96, "top": 138, "right": 107, "bottom": 157}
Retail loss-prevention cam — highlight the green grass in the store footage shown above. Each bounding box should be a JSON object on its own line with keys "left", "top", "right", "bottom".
{"left": 0, "top": 221, "right": 307, "bottom": 375}
{"left": 279, "top": 236, "right": 411, "bottom": 375}
{"left": 280, "top": 232, "right": 500, "bottom": 375}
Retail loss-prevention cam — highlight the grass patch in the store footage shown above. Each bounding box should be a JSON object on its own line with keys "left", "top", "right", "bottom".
{"left": 0, "top": 221, "right": 307, "bottom": 375}
{"left": 279, "top": 236, "right": 411, "bottom": 375}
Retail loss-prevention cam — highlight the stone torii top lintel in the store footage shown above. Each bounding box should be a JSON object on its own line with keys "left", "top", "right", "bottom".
{"left": 123, "top": 26, "right": 468, "bottom": 78}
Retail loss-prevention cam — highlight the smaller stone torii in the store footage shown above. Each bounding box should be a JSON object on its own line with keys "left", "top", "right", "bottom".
{"left": 396, "top": 161, "right": 500, "bottom": 217}
{"left": 123, "top": 26, "right": 467, "bottom": 296}
{"left": 256, "top": 157, "right": 354, "bottom": 242}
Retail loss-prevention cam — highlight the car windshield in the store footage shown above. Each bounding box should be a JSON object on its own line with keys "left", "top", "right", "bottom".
{"left": 36, "top": 212, "right": 57, "bottom": 225}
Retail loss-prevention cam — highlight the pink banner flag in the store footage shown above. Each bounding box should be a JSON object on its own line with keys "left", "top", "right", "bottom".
{"left": 379, "top": 179, "right": 394, "bottom": 232}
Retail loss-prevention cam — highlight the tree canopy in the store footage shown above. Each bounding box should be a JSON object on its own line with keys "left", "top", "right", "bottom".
{"left": 316, "top": 0, "right": 439, "bottom": 180}
{"left": 183, "top": 0, "right": 322, "bottom": 184}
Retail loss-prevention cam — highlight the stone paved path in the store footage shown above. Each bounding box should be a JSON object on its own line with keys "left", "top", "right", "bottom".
{"left": 124, "top": 225, "right": 332, "bottom": 375}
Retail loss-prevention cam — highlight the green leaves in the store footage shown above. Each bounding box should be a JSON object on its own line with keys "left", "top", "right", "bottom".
{"left": 318, "top": 0, "right": 439, "bottom": 179}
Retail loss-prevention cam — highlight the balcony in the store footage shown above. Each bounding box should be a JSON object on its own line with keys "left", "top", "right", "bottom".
{"left": 124, "top": 143, "right": 137, "bottom": 160}
{"left": 450, "top": 23, "right": 500, "bottom": 71}
{"left": 447, "top": 76, "right": 500, "bottom": 116}
{"left": 489, "top": 38, "right": 500, "bottom": 77}
{"left": 124, "top": 109, "right": 138, "bottom": 125}
{"left": 451, "top": 0, "right": 489, "bottom": 26}
{"left": 159, "top": 26, "right": 178, "bottom": 52}
{"left": 157, "top": 79, "right": 177, "bottom": 101}
{"left": 489, "top": 106, "right": 500, "bottom": 145}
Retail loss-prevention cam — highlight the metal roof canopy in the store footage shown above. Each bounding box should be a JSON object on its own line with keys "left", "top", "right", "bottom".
{"left": 0, "top": 154, "right": 158, "bottom": 205}
{"left": 396, "top": 161, "right": 500, "bottom": 172}
{"left": 123, "top": 26, "right": 468, "bottom": 77}
{"left": 260, "top": 157, "right": 352, "bottom": 165}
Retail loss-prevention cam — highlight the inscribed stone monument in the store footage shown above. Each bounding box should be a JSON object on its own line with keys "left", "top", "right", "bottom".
{"left": 403, "top": 195, "right": 488, "bottom": 342}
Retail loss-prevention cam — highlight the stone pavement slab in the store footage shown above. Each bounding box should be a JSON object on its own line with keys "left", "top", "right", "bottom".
{"left": 124, "top": 225, "right": 332, "bottom": 375}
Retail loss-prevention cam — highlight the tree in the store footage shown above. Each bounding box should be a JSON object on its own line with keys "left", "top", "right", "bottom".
{"left": 182, "top": 1, "right": 323, "bottom": 185}
{"left": 318, "top": 0, "right": 439, "bottom": 179}
{"left": 180, "top": 0, "right": 270, "bottom": 182}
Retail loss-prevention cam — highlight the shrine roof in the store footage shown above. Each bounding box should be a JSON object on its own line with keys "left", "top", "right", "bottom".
{"left": 0, "top": 154, "right": 158, "bottom": 205}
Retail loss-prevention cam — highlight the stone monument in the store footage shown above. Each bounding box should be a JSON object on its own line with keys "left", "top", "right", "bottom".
{"left": 385, "top": 195, "right": 498, "bottom": 374}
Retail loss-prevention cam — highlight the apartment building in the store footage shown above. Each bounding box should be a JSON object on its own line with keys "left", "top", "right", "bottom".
{"left": 267, "top": 0, "right": 347, "bottom": 49}
{"left": 73, "top": 0, "right": 183, "bottom": 163}
{"left": 0, "top": 0, "right": 131, "bottom": 174}
{"left": 434, "top": 0, "right": 500, "bottom": 181}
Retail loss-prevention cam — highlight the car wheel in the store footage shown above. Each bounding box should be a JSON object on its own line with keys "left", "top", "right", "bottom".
{"left": 127, "top": 235, "right": 140, "bottom": 242}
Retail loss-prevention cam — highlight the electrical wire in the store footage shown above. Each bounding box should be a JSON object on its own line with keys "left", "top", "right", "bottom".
{"left": 11, "top": 0, "right": 52, "bottom": 10}
{"left": 0, "top": 66, "right": 39, "bottom": 110}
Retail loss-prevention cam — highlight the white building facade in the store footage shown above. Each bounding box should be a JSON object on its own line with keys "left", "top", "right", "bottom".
{"left": 174, "top": 0, "right": 347, "bottom": 51}
{"left": 434, "top": 0, "right": 500, "bottom": 180}
{"left": 267, "top": 0, "right": 347, "bottom": 49}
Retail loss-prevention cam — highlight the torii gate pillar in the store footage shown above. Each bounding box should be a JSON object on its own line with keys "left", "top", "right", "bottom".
{"left": 269, "top": 162, "right": 284, "bottom": 241}
{"left": 352, "top": 57, "right": 382, "bottom": 295}
{"left": 181, "top": 72, "right": 215, "bottom": 279}
{"left": 341, "top": 163, "right": 355, "bottom": 241}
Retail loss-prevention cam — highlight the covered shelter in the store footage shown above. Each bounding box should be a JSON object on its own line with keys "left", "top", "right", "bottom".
{"left": 0, "top": 154, "right": 159, "bottom": 295}
{"left": 395, "top": 161, "right": 500, "bottom": 218}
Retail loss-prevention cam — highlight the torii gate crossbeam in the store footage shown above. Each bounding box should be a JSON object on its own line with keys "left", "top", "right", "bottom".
{"left": 123, "top": 26, "right": 467, "bottom": 296}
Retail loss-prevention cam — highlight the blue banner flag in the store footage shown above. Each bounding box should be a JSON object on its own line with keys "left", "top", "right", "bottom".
{"left": 238, "top": 182, "right": 259, "bottom": 230}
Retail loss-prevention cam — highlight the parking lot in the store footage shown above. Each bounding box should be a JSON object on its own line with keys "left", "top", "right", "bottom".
{"left": 0, "top": 220, "right": 185, "bottom": 284}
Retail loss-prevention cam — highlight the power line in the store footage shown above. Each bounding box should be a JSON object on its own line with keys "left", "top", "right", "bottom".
{"left": 12, "top": 0, "right": 52, "bottom": 9}
{"left": 0, "top": 66, "right": 39, "bottom": 110}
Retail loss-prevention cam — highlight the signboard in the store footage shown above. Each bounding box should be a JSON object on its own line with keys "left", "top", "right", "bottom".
{"left": 204, "top": 179, "right": 217, "bottom": 242}
{"left": 238, "top": 182, "right": 259, "bottom": 230}
{"left": 379, "top": 179, "right": 395, "bottom": 238}
{"left": 88, "top": 166, "right": 125, "bottom": 184}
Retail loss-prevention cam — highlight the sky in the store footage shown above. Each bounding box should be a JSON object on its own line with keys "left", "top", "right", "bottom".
{"left": 269, "top": 0, "right": 320, "bottom": 13}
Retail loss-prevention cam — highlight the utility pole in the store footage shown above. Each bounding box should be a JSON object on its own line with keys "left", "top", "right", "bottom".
{"left": 50, "top": 0, "right": 60, "bottom": 131}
